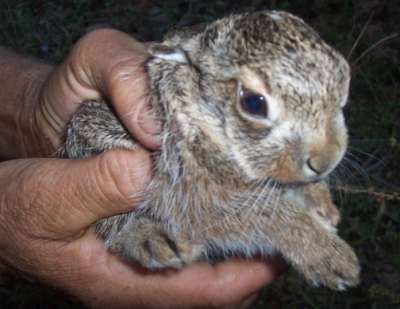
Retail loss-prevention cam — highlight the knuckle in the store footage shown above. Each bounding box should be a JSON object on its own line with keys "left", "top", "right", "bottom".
{"left": 196, "top": 285, "right": 240, "bottom": 308}
{"left": 208, "top": 294, "right": 239, "bottom": 308}
{"left": 78, "top": 28, "right": 121, "bottom": 49}
{"left": 71, "top": 28, "right": 147, "bottom": 96}
{"left": 97, "top": 150, "right": 151, "bottom": 204}
{"left": 105, "top": 51, "right": 148, "bottom": 99}
{"left": 70, "top": 28, "right": 124, "bottom": 74}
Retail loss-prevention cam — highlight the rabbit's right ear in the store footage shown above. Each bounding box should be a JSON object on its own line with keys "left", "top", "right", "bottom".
{"left": 148, "top": 43, "right": 188, "bottom": 64}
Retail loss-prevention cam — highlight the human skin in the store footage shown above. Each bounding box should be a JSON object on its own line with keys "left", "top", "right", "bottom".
{"left": 0, "top": 29, "right": 285, "bottom": 308}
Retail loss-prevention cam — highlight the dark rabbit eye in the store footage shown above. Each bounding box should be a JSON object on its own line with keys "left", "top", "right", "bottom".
{"left": 239, "top": 90, "right": 268, "bottom": 118}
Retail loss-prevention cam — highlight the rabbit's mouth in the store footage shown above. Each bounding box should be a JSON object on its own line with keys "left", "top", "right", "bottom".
{"left": 262, "top": 177, "right": 323, "bottom": 190}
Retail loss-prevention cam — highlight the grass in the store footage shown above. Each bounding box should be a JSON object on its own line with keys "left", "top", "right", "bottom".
{"left": 0, "top": 0, "right": 399, "bottom": 308}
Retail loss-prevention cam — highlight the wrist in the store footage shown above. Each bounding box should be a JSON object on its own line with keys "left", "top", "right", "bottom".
{"left": 21, "top": 65, "right": 59, "bottom": 157}
{"left": 0, "top": 48, "right": 54, "bottom": 159}
{"left": 0, "top": 258, "right": 6, "bottom": 275}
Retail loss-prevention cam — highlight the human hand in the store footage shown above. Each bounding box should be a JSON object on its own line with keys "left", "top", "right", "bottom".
{"left": 21, "top": 28, "right": 160, "bottom": 157}
{"left": 0, "top": 149, "right": 285, "bottom": 308}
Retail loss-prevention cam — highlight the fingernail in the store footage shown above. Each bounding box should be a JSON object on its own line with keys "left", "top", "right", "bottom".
{"left": 240, "top": 292, "right": 259, "bottom": 308}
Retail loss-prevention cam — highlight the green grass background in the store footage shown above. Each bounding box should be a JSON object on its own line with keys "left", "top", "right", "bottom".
{"left": 0, "top": 0, "right": 399, "bottom": 308}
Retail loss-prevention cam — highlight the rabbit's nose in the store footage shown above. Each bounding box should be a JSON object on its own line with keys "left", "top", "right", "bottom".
{"left": 305, "top": 155, "right": 332, "bottom": 177}
{"left": 303, "top": 138, "right": 345, "bottom": 179}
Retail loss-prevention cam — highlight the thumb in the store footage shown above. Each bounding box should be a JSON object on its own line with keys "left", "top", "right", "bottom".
{"left": 65, "top": 148, "right": 152, "bottom": 221}
{"left": 41, "top": 28, "right": 160, "bottom": 150}
{"left": 3, "top": 149, "right": 152, "bottom": 239}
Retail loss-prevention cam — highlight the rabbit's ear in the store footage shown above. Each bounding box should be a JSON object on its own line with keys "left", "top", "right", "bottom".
{"left": 148, "top": 43, "right": 188, "bottom": 64}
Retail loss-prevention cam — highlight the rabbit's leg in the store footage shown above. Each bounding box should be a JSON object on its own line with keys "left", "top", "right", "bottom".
{"left": 261, "top": 194, "right": 359, "bottom": 290}
{"left": 107, "top": 216, "right": 204, "bottom": 269}
{"left": 283, "top": 182, "right": 340, "bottom": 230}
{"left": 60, "top": 102, "right": 203, "bottom": 268}
{"left": 59, "top": 101, "right": 137, "bottom": 159}
{"left": 302, "top": 182, "right": 341, "bottom": 228}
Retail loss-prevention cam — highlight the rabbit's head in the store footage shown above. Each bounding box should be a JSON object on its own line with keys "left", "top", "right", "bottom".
{"left": 148, "top": 11, "right": 350, "bottom": 185}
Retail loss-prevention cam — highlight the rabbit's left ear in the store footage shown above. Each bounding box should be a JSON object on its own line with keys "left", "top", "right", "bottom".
{"left": 148, "top": 43, "right": 188, "bottom": 64}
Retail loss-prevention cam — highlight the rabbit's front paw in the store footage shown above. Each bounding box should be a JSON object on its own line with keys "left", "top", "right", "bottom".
{"left": 138, "top": 234, "right": 203, "bottom": 269}
{"left": 310, "top": 204, "right": 340, "bottom": 232}
{"left": 304, "top": 182, "right": 341, "bottom": 229}
{"left": 302, "top": 236, "right": 360, "bottom": 290}
{"left": 110, "top": 220, "right": 203, "bottom": 269}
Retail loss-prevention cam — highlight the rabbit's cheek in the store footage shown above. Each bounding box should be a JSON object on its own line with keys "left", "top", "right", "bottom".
{"left": 270, "top": 151, "right": 304, "bottom": 183}
{"left": 184, "top": 131, "right": 243, "bottom": 182}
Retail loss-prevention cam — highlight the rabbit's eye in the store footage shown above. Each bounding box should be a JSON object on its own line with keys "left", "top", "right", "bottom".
{"left": 239, "top": 89, "right": 268, "bottom": 118}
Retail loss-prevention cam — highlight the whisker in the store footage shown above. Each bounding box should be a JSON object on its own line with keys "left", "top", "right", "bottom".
{"left": 347, "top": 12, "right": 375, "bottom": 60}
{"left": 200, "top": 180, "right": 266, "bottom": 233}
{"left": 347, "top": 146, "right": 381, "bottom": 162}
{"left": 240, "top": 180, "right": 265, "bottom": 220}
{"left": 243, "top": 180, "right": 272, "bottom": 232}
{"left": 243, "top": 179, "right": 271, "bottom": 221}
{"left": 329, "top": 173, "right": 346, "bottom": 207}
{"left": 253, "top": 180, "right": 278, "bottom": 231}
{"left": 343, "top": 154, "right": 370, "bottom": 181}
{"left": 269, "top": 184, "right": 282, "bottom": 224}
{"left": 352, "top": 33, "right": 400, "bottom": 68}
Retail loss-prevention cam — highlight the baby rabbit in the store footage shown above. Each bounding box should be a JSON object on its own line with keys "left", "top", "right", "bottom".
{"left": 60, "top": 11, "right": 360, "bottom": 290}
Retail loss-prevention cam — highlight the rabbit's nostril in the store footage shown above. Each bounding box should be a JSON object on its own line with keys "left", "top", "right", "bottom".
{"left": 307, "top": 158, "right": 328, "bottom": 175}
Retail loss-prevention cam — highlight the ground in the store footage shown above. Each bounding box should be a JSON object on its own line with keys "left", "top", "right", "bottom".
{"left": 0, "top": 0, "right": 399, "bottom": 308}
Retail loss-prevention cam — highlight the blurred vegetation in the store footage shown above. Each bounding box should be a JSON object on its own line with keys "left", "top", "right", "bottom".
{"left": 0, "top": 0, "right": 399, "bottom": 308}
